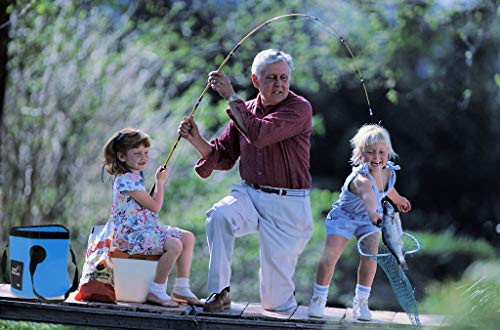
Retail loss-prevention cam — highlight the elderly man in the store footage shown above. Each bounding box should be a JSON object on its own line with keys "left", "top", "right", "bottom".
{"left": 178, "top": 49, "right": 313, "bottom": 312}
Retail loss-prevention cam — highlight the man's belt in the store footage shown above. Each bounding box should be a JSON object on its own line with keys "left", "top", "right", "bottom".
{"left": 251, "top": 184, "right": 287, "bottom": 196}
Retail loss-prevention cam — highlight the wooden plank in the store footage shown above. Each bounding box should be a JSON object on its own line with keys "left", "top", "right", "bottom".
{"left": 419, "top": 313, "right": 448, "bottom": 327}
{"left": 0, "top": 298, "right": 198, "bottom": 330}
{"left": 343, "top": 308, "right": 410, "bottom": 328}
{"left": 369, "top": 310, "right": 399, "bottom": 327}
{"left": 0, "top": 284, "right": 450, "bottom": 330}
{"left": 392, "top": 312, "right": 413, "bottom": 326}
{"left": 64, "top": 290, "right": 192, "bottom": 315}
{"left": 0, "top": 283, "right": 21, "bottom": 299}
{"left": 0, "top": 297, "right": 451, "bottom": 330}
{"left": 241, "top": 302, "right": 297, "bottom": 320}
{"left": 194, "top": 301, "right": 249, "bottom": 317}
{"left": 0, "top": 298, "right": 343, "bottom": 330}
{"left": 0, "top": 283, "right": 64, "bottom": 301}
{"left": 290, "top": 305, "right": 345, "bottom": 324}
{"left": 392, "top": 311, "right": 448, "bottom": 327}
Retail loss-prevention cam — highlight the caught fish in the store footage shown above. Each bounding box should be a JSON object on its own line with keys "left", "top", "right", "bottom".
{"left": 381, "top": 200, "right": 408, "bottom": 270}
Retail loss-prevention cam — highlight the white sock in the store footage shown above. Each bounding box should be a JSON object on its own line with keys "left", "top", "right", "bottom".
{"left": 313, "top": 282, "right": 330, "bottom": 299}
{"left": 149, "top": 280, "right": 170, "bottom": 300}
{"left": 172, "top": 277, "right": 197, "bottom": 299}
{"left": 355, "top": 284, "right": 371, "bottom": 300}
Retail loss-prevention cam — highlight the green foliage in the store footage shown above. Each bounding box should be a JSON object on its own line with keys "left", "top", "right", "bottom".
{"left": 386, "top": 88, "right": 398, "bottom": 104}
{"left": 0, "top": 321, "right": 68, "bottom": 329}
{"left": 416, "top": 230, "right": 496, "bottom": 259}
{"left": 420, "top": 260, "right": 500, "bottom": 330}
{"left": 310, "top": 188, "right": 339, "bottom": 223}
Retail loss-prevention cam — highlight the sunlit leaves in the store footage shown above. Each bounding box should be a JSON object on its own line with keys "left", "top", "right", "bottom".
{"left": 386, "top": 88, "right": 398, "bottom": 104}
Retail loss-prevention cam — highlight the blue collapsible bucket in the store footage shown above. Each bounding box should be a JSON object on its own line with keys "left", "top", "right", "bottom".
{"left": 6, "top": 225, "right": 78, "bottom": 299}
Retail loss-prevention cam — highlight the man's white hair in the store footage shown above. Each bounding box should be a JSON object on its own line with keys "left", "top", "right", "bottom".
{"left": 251, "top": 49, "right": 293, "bottom": 79}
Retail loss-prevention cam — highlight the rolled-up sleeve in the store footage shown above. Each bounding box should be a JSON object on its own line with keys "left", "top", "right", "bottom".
{"left": 195, "top": 91, "right": 312, "bottom": 188}
{"left": 194, "top": 122, "right": 241, "bottom": 178}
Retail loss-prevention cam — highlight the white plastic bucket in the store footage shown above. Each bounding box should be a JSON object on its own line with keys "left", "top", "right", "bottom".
{"left": 111, "top": 253, "right": 159, "bottom": 303}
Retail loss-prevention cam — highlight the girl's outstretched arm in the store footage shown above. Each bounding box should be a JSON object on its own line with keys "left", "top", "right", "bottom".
{"left": 387, "top": 188, "right": 411, "bottom": 213}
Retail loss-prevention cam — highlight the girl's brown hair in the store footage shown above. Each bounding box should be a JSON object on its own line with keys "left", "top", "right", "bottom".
{"left": 102, "top": 128, "right": 151, "bottom": 175}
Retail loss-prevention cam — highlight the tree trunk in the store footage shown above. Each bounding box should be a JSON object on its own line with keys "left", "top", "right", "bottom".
{"left": 0, "top": 1, "right": 12, "bottom": 241}
{"left": 0, "top": 0, "right": 12, "bottom": 128}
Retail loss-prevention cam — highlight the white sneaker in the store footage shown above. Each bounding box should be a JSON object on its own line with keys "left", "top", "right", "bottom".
{"left": 308, "top": 295, "right": 327, "bottom": 318}
{"left": 352, "top": 296, "right": 372, "bottom": 321}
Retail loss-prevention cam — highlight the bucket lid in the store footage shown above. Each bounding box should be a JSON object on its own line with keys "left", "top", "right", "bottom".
{"left": 110, "top": 250, "right": 161, "bottom": 261}
{"left": 10, "top": 225, "right": 69, "bottom": 239}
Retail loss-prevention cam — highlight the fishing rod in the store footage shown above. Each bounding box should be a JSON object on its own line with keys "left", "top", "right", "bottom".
{"left": 151, "top": 13, "right": 373, "bottom": 193}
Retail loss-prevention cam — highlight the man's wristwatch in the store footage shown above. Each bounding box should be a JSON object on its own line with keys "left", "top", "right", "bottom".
{"left": 227, "top": 94, "right": 240, "bottom": 103}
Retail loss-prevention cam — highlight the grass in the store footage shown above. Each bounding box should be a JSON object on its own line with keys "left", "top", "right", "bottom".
{"left": 419, "top": 259, "right": 500, "bottom": 329}
{"left": 0, "top": 321, "right": 68, "bottom": 329}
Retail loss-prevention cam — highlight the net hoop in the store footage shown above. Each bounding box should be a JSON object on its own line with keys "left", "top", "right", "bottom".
{"left": 357, "top": 229, "right": 421, "bottom": 258}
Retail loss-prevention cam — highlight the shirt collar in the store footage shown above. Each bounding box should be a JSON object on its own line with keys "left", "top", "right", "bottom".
{"left": 256, "top": 91, "right": 294, "bottom": 114}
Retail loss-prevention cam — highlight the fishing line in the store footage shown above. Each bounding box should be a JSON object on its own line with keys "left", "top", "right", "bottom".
{"left": 158, "top": 13, "right": 374, "bottom": 170}
{"left": 149, "top": 13, "right": 375, "bottom": 194}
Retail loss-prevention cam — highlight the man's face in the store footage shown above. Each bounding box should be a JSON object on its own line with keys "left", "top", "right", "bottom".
{"left": 252, "top": 61, "right": 290, "bottom": 108}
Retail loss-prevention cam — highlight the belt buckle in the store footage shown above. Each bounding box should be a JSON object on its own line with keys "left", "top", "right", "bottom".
{"left": 265, "top": 186, "right": 285, "bottom": 195}
{"left": 251, "top": 183, "right": 286, "bottom": 196}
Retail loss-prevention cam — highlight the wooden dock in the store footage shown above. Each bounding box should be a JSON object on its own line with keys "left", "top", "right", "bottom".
{"left": 0, "top": 284, "right": 448, "bottom": 329}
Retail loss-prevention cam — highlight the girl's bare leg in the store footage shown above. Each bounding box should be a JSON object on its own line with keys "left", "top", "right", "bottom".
{"left": 175, "top": 231, "right": 195, "bottom": 278}
{"left": 154, "top": 237, "right": 182, "bottom": 283}
{"left": 356, "top": 232, "right": 379, "bottom": 286}
{"left": 315, "top": 234, "right": 350, "bottom": 285}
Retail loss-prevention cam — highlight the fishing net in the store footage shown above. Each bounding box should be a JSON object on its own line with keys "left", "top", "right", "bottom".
{"left": 358, "top": 230, "right": 422, "bottom": 330}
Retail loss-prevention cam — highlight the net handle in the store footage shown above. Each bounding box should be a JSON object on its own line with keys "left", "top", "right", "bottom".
{"left": 357, "top": 230, "right": 421, "bottom": 258}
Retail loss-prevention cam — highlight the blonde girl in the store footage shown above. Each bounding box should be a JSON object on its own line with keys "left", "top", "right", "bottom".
{"left": 308, "top": 124, "right": 411, "bottom": 319}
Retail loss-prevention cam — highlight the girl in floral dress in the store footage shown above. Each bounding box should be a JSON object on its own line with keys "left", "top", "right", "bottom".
{"left": 103, "top": 128, "right": 202, "bottom": 307}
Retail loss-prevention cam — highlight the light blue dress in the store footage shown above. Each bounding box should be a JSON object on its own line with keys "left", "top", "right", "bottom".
{"left": 324, "top": 161, "right": 400, "bottom": 238}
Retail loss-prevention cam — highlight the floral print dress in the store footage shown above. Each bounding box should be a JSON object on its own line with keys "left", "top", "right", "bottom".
{"left": 111, "top": 172, "right": 182, "bottom": 255}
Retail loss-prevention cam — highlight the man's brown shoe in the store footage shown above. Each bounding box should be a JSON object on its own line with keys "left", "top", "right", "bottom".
{"left": 203, "top": 287, "right": 231, "bottom": 312}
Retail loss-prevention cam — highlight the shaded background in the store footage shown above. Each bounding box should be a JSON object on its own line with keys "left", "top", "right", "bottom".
{"left": 0, "top": 0, "right": 498, "bottom": 328}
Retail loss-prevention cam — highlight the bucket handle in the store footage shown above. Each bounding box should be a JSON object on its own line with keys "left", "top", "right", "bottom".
{"left": 1, "top": 247, "right": 8, "bottom": 283}
{"left": 1, "top": 244, "right": 79, "bottom": 302}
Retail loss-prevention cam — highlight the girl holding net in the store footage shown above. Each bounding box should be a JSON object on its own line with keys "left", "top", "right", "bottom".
{"left": 308, "top": 123, "right": 411, "bottom": 320}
